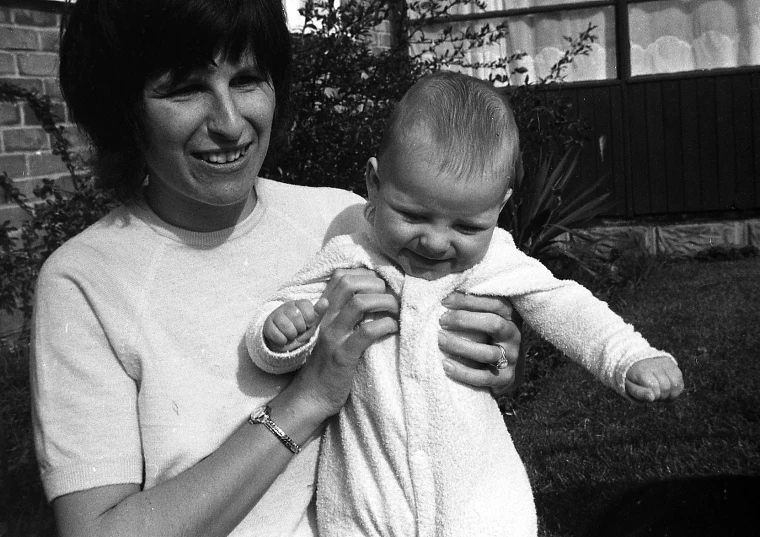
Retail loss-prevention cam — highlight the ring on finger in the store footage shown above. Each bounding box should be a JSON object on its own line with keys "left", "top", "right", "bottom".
{"left": 495, "top": 344, "right": 510, "bottom": 369}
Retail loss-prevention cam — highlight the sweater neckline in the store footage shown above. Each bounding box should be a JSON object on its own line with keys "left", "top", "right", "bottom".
{"left": 132, "top": 185, "right": 267, "bottom": 248}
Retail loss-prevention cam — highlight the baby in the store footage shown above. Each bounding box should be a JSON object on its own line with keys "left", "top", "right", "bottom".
{"left": 247, "top": 71, "right": 683, "bottom": 536}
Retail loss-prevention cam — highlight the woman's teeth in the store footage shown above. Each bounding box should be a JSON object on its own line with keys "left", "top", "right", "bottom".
{"left": 198, "top": 145, "right": 249, "bottom": 164}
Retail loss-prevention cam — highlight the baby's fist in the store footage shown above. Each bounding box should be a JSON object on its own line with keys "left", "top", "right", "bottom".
{"left": 625, "top": 356, "right": 684, "bottom": 403}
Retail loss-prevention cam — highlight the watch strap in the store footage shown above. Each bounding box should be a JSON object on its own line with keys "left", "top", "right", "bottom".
{"left": 249, "top": 405, "right": 302, "bottom": 454}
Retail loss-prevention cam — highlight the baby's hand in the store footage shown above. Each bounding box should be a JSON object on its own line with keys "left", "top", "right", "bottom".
{"left": 625, "top": 356, "right": 684, "bottom": 403}
{"left": 263, "top": 298, "right": 329, "bottom": 353}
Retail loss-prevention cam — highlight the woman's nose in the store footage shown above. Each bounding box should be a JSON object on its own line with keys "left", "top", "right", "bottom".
{"left": 207, "top": 91, "right": 245, "bottom": 140}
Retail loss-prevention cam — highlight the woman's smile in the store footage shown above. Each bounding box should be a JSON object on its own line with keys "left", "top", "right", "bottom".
{"left": 193, "top": 142, "right": 252, "bottom": 165}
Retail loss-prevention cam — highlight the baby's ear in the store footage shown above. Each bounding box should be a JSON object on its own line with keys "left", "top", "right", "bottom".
{"left": 364, "top": 158, "right": 380, "bottom": 224}
{"left": 365, "top": 157, "right": 381, "bottom": 202}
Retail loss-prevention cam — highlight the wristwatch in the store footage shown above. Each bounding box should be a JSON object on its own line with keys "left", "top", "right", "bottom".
{"left": 249, "top": 405, "right": 302, "bottom": 454}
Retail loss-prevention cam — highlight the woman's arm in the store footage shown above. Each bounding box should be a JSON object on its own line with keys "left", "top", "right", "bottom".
{"left": 437, "top": 292, "right": 523, "bottom": 396}
{"left": 51, "top": 270, "right": 398, "bottom": 537}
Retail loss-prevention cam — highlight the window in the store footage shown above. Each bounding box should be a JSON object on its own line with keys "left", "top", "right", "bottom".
{"left": 417, "top": 0, "right": 760, "bottom": 83}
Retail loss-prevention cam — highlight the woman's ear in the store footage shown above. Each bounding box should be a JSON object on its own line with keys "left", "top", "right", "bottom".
{"left": 499, "top": 188, "right": 513, "bottom": 211}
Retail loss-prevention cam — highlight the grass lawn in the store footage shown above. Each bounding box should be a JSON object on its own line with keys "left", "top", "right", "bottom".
{"left": 1, "top": 256, "right": 758, "bottom": 536}
{"left": 508, "top": 256, "right": 760, "bottom": 536}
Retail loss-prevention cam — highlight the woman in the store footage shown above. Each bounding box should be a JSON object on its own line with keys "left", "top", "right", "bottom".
{"left": 31, "top": 1, "right": 523, "bottom": 536}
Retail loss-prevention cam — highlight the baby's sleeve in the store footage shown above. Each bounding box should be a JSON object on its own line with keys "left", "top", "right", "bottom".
{"left": 245, "top": 301, "right": 320, "bottom": 375}
{"left": 246, "top": 232, "right": 369, "bottom": 375}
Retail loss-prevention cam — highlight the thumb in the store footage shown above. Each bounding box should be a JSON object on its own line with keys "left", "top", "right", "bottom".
{"left": 314, "top": 297, "right": 329, "bottom": 319}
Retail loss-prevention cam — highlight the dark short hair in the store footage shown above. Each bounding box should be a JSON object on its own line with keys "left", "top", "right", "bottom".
{"left": 378, "top": 71, "right": 519, "bottom": 190}
{"left": 60, "top": 0, "right": 292, "bottom": 201}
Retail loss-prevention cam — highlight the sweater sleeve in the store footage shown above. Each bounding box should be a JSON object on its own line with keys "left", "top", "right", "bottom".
{"left": 31, "top": 253, "right": 143, "bottom": 501}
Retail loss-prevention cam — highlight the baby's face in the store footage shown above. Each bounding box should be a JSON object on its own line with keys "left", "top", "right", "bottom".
{"left": 366, "top": 149, "right": 511, "bottom": 281}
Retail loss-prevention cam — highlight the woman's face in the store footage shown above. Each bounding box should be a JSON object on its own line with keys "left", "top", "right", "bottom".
{"left": 141, "top": 53, "right": 275, "bottom": 231}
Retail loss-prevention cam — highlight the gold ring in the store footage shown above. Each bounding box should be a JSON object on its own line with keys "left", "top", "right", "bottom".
{"left": 495, "top": 345, "right": 510, "bottom": 369}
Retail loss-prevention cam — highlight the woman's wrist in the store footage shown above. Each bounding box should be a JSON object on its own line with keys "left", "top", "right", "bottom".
{"left": 265, "top": 379, "right": 334, "bottom": 447}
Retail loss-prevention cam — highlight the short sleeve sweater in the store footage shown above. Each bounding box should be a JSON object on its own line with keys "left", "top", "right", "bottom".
{"left": 31, "top": 178, "right": 365, "bottom": 536}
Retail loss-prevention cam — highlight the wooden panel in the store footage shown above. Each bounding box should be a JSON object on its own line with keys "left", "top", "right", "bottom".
{"left": 732, "top": 75, "right": 754, "bottom": 210}
{"left": 591, "top": 86, "right": 623, "bottom": 215}
{"left": 576, "top": 88, "right": 598, "bottom": 192}
{"left": 662, "top": 81, "right": 685, "bottom": 212}
{"left": 628, "top": 84, "right": 650, "bottom": 214}
{"left": 680, "top": 79, "right": 701, "bottom": 212}
{"left": 661, "top": 80, "right": 684, "bottom": 212}
{"left": 697, "top": 78, "right": 720, "bottom": 210}
{"left": 755, "top": 73, "right": 760, "bottom": 208}
{"left": 645, "top": 82, "right": 667, "bottom": 213}
{"left": 715, "top": 76, "right": 736, "bottom": 210}
{"left": 607, "top": 86, "right": 627, "bottom": 216}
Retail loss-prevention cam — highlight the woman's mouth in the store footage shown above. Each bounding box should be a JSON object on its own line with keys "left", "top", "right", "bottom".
{"left": 194, "top": 143, "right": 251, "bottom": 164}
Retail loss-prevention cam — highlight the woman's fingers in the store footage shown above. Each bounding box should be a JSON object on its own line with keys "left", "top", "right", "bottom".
{"left": 296, "top": 268, "right": 399, "bottom": 416}
{"left": 440, "top": 292, "right": 523, "bottom": 395}
{"left": 442, "top": 355, "right": 516, "bottom": 391}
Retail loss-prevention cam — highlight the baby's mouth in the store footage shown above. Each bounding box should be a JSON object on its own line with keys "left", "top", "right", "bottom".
{"left": 195, "top": 143, "right": 251, "bottom": 164}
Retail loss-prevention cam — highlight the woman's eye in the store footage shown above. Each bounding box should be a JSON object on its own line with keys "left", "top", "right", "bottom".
{"left": 232, "top": 74, "right": 263, "bottom": 89}
{"left": 169, "top": 84, "right": 202, "bottom": 97}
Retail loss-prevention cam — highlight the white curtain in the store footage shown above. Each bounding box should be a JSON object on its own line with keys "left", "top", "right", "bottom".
{"left": 630, "top": 0, "right": 760, "bottom": 75}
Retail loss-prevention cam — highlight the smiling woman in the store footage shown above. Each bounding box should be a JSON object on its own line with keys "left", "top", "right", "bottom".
{"left": 29, "top": 2, "right": 525, "bottom": 536}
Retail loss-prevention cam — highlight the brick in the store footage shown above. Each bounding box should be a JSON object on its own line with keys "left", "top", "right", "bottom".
{"left": 0, "top": 77, "right": 43, "bottom": 94}
{"left": 22, "top": 102, "right": 66, "bottom": 126}
{"left": 17, "top": 53, "right": 57, "bottom": 77}
{"left": 0, "top": 52, "right": 16, "bottom": 75}
{"left": 0, "top": 154, "right": 27, "bottom": 178}
{"left": 0, "top": 103, "right": 21, "bottom": 125}
{"left": 28, "top": 151, "right": 67, "bottom": 176}
{"left": 3, "top": 127, "right": 49, "bottom": 151}
{"left": 39, "top": 29, "right": 60, "bottom": 52}
{"left": 43, "top": 78, "right": 60, "bottom": 99}
{"left": 0, "top": 9, "right": 11, "bottom": 24}
{"left": 13, "top": 10, "right": 59, "bottom": 28}
{"left": 0, "top": 27, "right": 38, "bottom": 50}
{"left": 10, "top": 173, "right": 71, "bottom": 199}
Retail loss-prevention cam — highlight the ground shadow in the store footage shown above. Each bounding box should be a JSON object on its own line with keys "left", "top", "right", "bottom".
{"left": 586, "top": 475, "right": 759, "bottom": 537}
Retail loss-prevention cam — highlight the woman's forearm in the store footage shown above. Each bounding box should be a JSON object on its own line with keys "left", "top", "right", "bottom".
{"left": 53, "top": 385, "right": 327, "bottom": 537}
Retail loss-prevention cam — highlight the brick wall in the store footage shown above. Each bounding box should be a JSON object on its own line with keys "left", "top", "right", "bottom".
{"left": 1, "top": 1, "right": 72, "bottom": 225}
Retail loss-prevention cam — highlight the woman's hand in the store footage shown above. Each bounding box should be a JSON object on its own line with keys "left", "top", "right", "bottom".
{"left": 290, "top": 268, "right": 399, "bottom": 418}
{"left": 438, "top": 292, "right": 523, "bottom": 396}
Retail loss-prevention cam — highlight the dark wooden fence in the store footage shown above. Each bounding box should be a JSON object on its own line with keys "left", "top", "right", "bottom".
{"left": 559, "top": 68, "right": 760, "bottom": 218}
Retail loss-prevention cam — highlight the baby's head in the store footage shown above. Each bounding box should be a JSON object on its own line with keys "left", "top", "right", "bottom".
{"left": 365, "top": 70, "right": 519, "bottom": 280}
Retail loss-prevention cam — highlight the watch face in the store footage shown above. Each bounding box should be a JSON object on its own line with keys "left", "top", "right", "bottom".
{"left": 251, "top": 405, "right": 269, "bottom": 423}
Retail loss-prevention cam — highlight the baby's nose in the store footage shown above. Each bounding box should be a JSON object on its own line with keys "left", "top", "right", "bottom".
{"left": 419, "top": 231, "right": 450, "bottom": 256}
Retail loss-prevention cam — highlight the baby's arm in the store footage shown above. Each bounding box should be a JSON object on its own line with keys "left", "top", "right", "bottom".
{"left": 625, "top": 356, "right": 684, "bottom": 402}
{"left": 264, "top": 298, "right": 329, "bottom": 353}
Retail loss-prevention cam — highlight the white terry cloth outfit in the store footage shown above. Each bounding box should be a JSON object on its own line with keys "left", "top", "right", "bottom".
{"left": 247, "top": 218, "right": 675, "bottom": 537}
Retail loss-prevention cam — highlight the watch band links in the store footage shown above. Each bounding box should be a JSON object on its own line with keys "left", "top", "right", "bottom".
{"left": 249, "top": 405, "right": 302, "bottom": 454}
